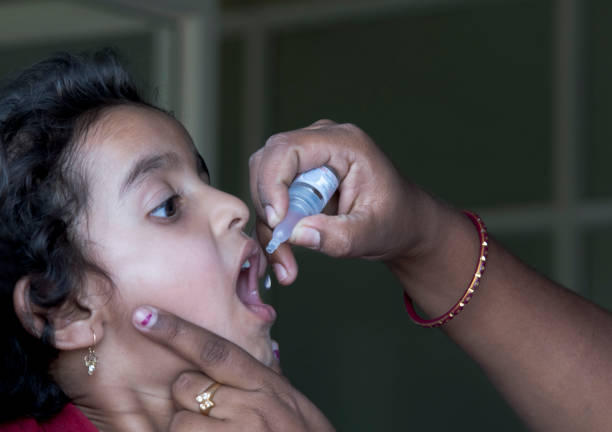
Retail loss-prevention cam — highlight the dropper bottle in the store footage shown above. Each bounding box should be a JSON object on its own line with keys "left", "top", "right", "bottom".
{"left": 265, "top": 166, "right": 339, "bottom": 254}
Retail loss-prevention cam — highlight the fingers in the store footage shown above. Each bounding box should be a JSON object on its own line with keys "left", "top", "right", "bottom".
{"left": 250, "top": 120, "right": 411, "bottom": 261}
{"left": 133, "top": 309, "right": 336, "bottom": 431}
{"left": 249, "top": 148, "right": 287, "bottom": 227}
{"left": 305, "top": 119, "right": 336, "bottom": 129}
{"left": 249, "top": 120, "right": 352, "bottom": 227}
{"left": 255, "top": 217, "right": 298, "bottom": 284}
{"left": 171, "top": 371, "right": 233, "bottom": 419}
{"left": 168, "top": 410, "right": 219, "bottom": 431}
{"left": 132, "top": 306, "right": 278, "bottom": 390}
{"left": 290, "top": 211, "right": 372, "bottom": 258}
{"left": 269, "top": 244, "right": 298, "bottom": 285}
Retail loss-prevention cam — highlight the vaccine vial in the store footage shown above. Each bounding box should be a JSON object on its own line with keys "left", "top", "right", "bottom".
{"left": 265, "top": 166, "right": 339, "bottom": 254}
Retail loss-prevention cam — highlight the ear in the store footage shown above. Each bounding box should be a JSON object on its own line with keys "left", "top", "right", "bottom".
{"left": 13, "top": 276, "right": 104, "bottom": 351}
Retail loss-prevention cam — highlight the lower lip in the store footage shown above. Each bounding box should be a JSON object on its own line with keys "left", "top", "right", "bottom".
{"left": 245, "top": 302, "right": 277, "bottom": 323}
{"left": 236, "top": 265, "right": 277, "bottom": 324}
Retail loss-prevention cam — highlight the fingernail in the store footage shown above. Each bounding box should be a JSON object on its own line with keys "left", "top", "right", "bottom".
{"left": 265, "top": 205, "right": 280, "bottom": 227}
{"left": 133, "top": 306, "right": 158, "bottom": 329}
{"left": 293, "top": 226, "right": 320, "bottom": 249}
{"left": 273, "top": 263, "right": 288, "bottom": 282}
{"left": 272, "top": 340, "right": 280, "bottom": 360}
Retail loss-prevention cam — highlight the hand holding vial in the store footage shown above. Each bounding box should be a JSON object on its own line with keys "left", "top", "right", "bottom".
{"left": 265, "top": 166, "right": 339, "bottom": 254}
{"left": 250, "top": 119, "right": 431, "bottom": 284}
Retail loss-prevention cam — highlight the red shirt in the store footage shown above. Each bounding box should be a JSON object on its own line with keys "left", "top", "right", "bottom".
{"left": 0, "top": 404, "right": 98, "bottom": 432}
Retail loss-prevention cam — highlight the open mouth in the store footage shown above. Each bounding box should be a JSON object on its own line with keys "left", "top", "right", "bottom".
{"left": 236, "top": 245, "right": 277, "bottom": 323}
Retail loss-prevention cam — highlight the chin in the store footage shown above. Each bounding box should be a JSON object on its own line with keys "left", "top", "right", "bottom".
{"left": 243, "top": 335, "right": 275, "bottom": 367}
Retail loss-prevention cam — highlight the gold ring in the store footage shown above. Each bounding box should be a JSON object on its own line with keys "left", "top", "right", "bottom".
{"left": 195, "top": 382, "right": 222, "bottom": 416}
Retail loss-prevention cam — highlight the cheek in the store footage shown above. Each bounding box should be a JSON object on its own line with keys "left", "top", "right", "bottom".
{"left": 101, "top": 232, "right": 233, "bottom": 332}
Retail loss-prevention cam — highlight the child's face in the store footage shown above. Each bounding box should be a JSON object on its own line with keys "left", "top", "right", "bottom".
{"left": 80, "top": 104, "right": 276, "bottom": 367}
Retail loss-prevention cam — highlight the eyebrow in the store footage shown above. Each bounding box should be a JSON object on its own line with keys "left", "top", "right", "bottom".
{"left": 119, "top": 151, "right": 181, "bottom": 198}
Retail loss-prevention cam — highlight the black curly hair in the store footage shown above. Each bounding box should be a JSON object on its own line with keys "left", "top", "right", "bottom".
{"left": 0, "top": 49, "right": 154, "bottom": 422}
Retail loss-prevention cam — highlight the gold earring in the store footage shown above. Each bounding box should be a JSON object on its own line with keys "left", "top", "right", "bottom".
{"left": 84, "top": 329, "right": 98, "bottom": 376}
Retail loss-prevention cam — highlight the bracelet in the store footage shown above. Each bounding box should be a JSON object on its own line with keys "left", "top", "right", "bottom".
{"left": 403, "top": 210, "right": 488, "bottom": 328}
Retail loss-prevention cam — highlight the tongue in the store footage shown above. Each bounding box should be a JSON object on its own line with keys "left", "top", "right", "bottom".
{"left": 237, "top": 269, "right": 259, "bottom": 304}
{"left": 237, "top": 270, "right": 277, "bottom": 322}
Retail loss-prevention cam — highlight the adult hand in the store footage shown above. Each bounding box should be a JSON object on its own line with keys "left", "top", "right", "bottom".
{"left": 132, "top": 306, "right": 335, "bottom": 432}
{"left": 250, "top": 119, "right": 436, "bottom": 284}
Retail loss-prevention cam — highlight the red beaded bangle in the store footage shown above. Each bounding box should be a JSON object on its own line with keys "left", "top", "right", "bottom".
{"left": 403, "top": 210, "right": 488, "bottom": 328}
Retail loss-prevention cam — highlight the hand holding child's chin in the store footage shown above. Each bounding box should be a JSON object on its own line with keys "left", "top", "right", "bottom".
{"left": 133, "top": 306, "right": 333, "bottom": 431}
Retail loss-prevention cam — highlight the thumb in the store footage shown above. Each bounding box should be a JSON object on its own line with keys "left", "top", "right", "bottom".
{"left": 290, "top": 212, "right": 369, "bottom": 258}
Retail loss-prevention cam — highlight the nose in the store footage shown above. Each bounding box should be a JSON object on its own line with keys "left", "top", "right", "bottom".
{"left": 205, "top": 187, "right": 250, "bottom": 235}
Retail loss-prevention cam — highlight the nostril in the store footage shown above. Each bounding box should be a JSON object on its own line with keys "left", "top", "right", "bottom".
{"left": 228, "top": 217, "right": 243, "bottom": 230}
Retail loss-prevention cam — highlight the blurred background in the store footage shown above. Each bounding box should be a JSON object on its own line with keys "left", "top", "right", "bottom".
{"left": 2, "top": 0, "right": 612, "bottom": 430}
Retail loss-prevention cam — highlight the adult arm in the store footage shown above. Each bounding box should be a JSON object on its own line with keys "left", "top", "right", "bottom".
{"left": 251, "top": 120, "right": 612, "bottom": 432}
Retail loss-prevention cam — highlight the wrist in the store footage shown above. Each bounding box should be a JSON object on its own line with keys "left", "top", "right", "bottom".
{"left": 385, "top": 204, "right": 480, "bottom": 318}
{"left": 384, "top": 189, "right": 454, "bottom": 267}
{"left": 403, "top": 211, "right": 488, "bottom": 327}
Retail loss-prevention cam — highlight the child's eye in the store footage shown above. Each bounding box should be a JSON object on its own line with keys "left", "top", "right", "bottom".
{"left": 150, "top": 194, "right": 181, "bottom": 219}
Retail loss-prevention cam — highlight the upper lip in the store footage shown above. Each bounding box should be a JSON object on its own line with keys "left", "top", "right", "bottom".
{"left": 237, "top": 238, "right": 264, "bottom": 280}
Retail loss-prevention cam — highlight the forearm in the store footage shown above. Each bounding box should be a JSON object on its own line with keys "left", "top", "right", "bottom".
{"left": 388, "top": 203, "right": 612, "bottom": 431}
